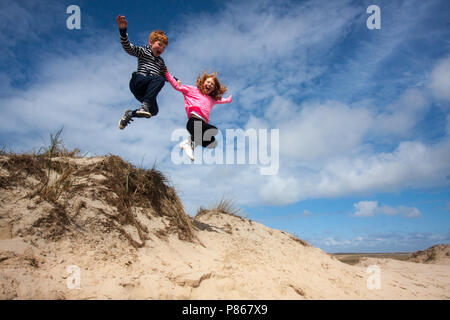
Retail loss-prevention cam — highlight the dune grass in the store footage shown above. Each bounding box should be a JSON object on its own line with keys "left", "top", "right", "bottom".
{"left": 0, "top": 128, "right": 196, "bottom": 246}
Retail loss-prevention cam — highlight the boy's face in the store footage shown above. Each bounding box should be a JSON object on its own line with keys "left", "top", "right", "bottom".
{"left": 204, "top": 77, "right": 216, "bottom": 95}
{"left": 149, "top": 40, "right": 166, "bottom": 57}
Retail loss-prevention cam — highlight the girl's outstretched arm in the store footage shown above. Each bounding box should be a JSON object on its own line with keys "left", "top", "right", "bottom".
{"left": 215, "top": 95, "right": 232, "bottom": 104}
{"left": 165, "top": 71, "right": 189, "bottom": 94}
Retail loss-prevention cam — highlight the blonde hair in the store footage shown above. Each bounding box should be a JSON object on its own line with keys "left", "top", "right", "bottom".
{"left": 196, "top": 72, "right": 228, "bottom": 100}
{"left": 149, "top": 30, "right": 168, "bottom": 45}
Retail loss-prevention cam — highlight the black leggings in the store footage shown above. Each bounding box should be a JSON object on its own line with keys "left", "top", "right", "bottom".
{"left": 186, "top": 116, "right": 218, "bottom": 149}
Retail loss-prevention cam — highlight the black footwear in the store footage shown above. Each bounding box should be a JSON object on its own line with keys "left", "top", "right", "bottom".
{"left": 118, "top": 110, "right": 134, "bottom": 130}
{"left": 135, "top": 103, "right": 152, "bottom": 118}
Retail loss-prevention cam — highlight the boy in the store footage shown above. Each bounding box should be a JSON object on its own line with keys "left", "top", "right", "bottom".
{"left": 116, "top": 15, "right": 169, "bottom": 129}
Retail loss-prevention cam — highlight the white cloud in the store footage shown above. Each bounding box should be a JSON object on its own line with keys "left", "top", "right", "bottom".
{"left": 323, "top": 237, "right": 351, "bottom": 247}
{"left": 277, "top": 100, "right": 373, "bottom": 161}
{"left": 164, "top": 0, "right": 360, "bottom": 98}
{"left": 258, "top": 139, "right": 450, "bottom": 205}
{"left": 354, "top": 201, "right": 421, "bottom": 218}
{"left": 383, "top": 206, "right": 421, "bottom": 218}
{"left": 319, "top": 140, "right": 450, "bottom": 196}
{"left": 354, "top": 201, "right": 378, "bottom": 217}
{"left": 318, "top": 231, "right": 449, "bottom": 253}
{"left": 259, "top": 175, "right": 302, "bottom": 206}
{"left": 1, "top": 0, "right": 449, "bottom": 214}
{"left": 373, "top": 88, "right": 430, "bottom": 138}
{"left": 429, "top": 56, "right": 450, "bottom": 102}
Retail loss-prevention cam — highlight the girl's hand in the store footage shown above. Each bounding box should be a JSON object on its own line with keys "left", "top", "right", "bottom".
{"left": 116, "top": 15, "right": 128, "bottom": 29}
{"left": 165, "top": 67, "right": 179, "bottom": 84}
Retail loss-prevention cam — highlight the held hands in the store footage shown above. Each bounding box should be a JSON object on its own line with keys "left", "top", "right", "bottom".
{"left": 166, "top": 67, "right": 182, "bottom": 84}
{"left": 116, "top": 15, "right": 128, "bottom": 30}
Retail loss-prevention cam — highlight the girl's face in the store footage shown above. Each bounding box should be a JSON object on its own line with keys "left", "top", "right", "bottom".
{"left": 203, "top": 77, "right": 216, "bottom": 95}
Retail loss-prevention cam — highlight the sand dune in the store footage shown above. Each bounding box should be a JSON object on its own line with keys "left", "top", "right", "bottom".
{"left": 406, "top": 244, "right": 450, "bottom": 265}
{"left": 0, "top": 154, "right": 449, "bottom": 299}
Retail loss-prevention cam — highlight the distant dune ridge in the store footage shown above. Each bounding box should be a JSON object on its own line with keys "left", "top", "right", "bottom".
{"left": 0, "top": 152, "right": 449, "bottom": 299}
{"left": 407, "top": 244, "right": 450, "bottom": 264}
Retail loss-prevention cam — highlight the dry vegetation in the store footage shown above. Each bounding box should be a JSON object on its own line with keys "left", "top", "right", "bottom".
{"left": 195, "top": 197, "right": 243, "bottom": 221}
{"left": 332, "top": 252, "right": 412, "bottom": 265}
{"left": 407, "top": 244, "right": 450, "bottom": 264}
{"left": 0, "top": 129, "right": 195, "bottom": 248}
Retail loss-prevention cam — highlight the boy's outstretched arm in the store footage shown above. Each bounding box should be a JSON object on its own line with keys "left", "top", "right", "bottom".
{"left": 116, "top": 15, "right": 142, "bottom": 58}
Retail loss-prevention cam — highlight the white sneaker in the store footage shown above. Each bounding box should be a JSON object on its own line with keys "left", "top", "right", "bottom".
{"left": 179, "top": 138, "right": 195, "bottom": 161}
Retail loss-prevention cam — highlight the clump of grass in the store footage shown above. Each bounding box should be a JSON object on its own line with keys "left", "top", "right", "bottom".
{"left": 195, "top": 196, "right": 243, "bottom": 220}
{"left": 35, "top": 127, "right": 80, "bottom": 203}
{"left": 195, "top": 206, "right": 209, "bottom": 219}
{"left": 38, "top": 166, "right": 75, "bottom": 203}
{"left": 37, "top": 127, "right": 80, "bottom": 159}
{"left": 38, "top": 126, "right": 65, "bottom": 159}
{"left": 288, "top": 233, "right": 310, "bottom": 247}
{"left": 96, "top": 156, "right": 195, "bottom": 245}
{"left": 216, "top": 197, "right": 241, "bottom": 216}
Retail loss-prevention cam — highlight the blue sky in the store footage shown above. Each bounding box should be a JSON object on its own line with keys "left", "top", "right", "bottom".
{"left": 1, "top": 0, "right": 449, "bottom": 253}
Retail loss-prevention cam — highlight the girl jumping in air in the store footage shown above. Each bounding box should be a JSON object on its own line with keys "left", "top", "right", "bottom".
{"left": 165, "top": 70, "right": 232, "bottom": 161}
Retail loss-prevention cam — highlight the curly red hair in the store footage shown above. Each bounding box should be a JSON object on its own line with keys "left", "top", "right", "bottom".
{"left": 196, "top": 72, "right": 228, "bottom": 100}
{"left": 149, "top": 30, "right": 168, "bottom": 45}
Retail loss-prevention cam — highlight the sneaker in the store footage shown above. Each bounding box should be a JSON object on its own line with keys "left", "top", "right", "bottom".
{"left": 118, "top": 110, "right": 134, "bottom": 130}
{"left": 178, "top": 138, "right": 189, "bottom": 149}
{"left": 135, "top": 103, "right": 152, "bottom": 118}
{"left": 179, "top": 138, "right": 195, "bottom": 161}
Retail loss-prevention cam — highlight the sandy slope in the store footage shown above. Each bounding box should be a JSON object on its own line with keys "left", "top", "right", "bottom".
{"left": 1, "top": 211, "right": 449, "bottom": 300}
{"left": 0, "top": 154, "right": 449, "bottom": 299}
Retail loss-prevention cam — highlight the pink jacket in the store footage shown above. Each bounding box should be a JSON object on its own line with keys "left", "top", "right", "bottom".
{"left": 165, "top": 71, "right": 232, "bottom": 123}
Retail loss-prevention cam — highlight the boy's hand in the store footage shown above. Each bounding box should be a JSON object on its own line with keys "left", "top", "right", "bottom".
{"left": 116, "top": 15, "right": 128, "bottom": 30}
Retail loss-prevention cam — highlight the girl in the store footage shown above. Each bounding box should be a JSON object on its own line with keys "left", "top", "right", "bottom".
{"left": 165, "top": 70, "right": 232, "bottom": 161}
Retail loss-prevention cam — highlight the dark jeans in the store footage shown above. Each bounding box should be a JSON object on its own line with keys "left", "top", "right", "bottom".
{"left": 129, "top": 72, "right": 165, "bottom": 116}
{"left": 186, "top": 116, "right": 218, "bottom": 149}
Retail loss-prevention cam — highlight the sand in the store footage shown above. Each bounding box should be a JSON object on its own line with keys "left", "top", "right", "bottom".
{"left": 0, "top": 154, "right": 449, "bottom": 300}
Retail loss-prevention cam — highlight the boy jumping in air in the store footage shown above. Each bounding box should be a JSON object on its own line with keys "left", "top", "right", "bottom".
{"left": 116, "top": 15, "right": 169, "bottom": 129}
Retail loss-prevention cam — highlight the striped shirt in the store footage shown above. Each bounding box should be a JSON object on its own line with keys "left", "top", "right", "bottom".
{"left": 120, "top": 29, "right": 166, "bottom": 77}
